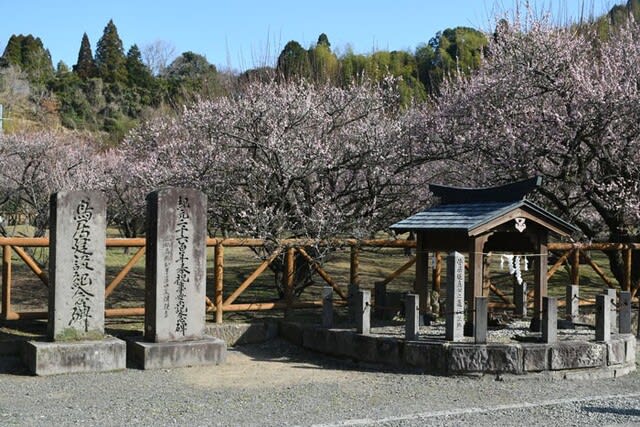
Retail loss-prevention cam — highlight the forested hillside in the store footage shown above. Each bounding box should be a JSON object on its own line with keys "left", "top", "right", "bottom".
{"left": 2, "top": 2, "right": 636, "bottom": 144}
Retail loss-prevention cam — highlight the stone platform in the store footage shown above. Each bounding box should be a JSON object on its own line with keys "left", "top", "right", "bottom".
{"left": 22, "top": 336, "right": 126, "bottom": 376}
{"left": 284, "top": 321, "right": 637, "bottom": 378}
{"left": 128, "top": 336, "right": 227, "bottom": 370}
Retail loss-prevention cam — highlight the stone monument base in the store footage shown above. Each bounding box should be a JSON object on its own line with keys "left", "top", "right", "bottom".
{"left": 128, "top": 335, "right": 226, "bottom": 370}
{"left": 23, "top": 336, "right": 126, "bottom": 376}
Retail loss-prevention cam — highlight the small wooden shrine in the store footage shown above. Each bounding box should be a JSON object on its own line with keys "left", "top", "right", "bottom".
{"left": 391, "top": 177, "right": 578, "bottom": 331}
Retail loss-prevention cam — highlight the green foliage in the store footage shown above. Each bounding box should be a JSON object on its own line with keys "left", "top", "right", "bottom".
{"left": 74, "top": 33, "right": 97, "bottom": 79}
{"left": 277, "top": 40, "right": 311, "bottom": 80}
{"left": 56, "top": 61, "right": 69, "bottom": 75}
{"left": 126, "top": 44, "right": 158, "bottom": 106}
{"left": 95, "top": 20, "right": 127, "bottom": 84}
{"left": 163, "top": 51, "right": 219, "bottom": 102}
{"left": 0, "top": 34, "right": 53, "bottom": 85}
{"left": 0, "top": 4, "right": 634, "bottom": 142}
{"left": 317, "top": 33, "right": 330, "bottom": 48}
{"left": 340, "top": 49, "right": 368, "bottom": 84}
{"left": 417, "top": 27, "right": 488, "bottom": 95}
{"left": 308, "top": 40, "right": 339, "bottom": 84}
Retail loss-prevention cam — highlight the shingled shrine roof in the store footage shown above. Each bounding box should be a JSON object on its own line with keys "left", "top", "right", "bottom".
{"left": 391, "top": 177, "right": 578, "bottom": 237}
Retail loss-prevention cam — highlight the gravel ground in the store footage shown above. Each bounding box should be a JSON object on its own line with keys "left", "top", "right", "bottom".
{"left": 0, "top": 338, "right": 639, "bottom": 426}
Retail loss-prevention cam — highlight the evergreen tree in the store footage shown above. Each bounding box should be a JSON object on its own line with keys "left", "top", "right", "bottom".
{"left": 126, "top": 44, "right": 158, "bottom": 106}
{"left": 0, "top": 35, "right": 22, "bottom": 66}
{"left": 126, "top": 44, "right": 152, "bottom": 86}
{"left": 95, "top": 19, "right": 127, "bottom": 83}
{"left": 276, "top": 41, "right": 310, "bottom": 80}
{"left": 317, "top": 33, "right": 331, "bottom": 48}
{"left": 0, "top": 34, "right": 53, "bottom": 84}
{"left": 74, "top": 33, "right": 97, "bottom": 79}
{"left": 308, "top": 34, "right": 338, "bottom": 84}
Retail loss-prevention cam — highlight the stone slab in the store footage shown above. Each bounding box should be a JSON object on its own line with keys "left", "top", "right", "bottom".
{"left": 23, "top": 336, "right": 125, "bottom": 376}
{"left": 205, "top": 322, "right": 278, "bottom": 346}
{"left": 128, "top": 335, "right": 226, "bottom": 370}
{"left": 523, "top": 344, "right": 550, "bottom": 372}
{"left": 301, "top": 327, "right": 329, "bottom": 353}
{"left": 607, "top": 339, "right": 625, "bottom": 366}
{"left": 48, "top": 191, "right": 106, "bottom": 341}
{"left": 279, "top": 321, "right": 304, "bottom": 346}
{"left": 404, "top": 342, "right": 445, "bottom": 373}
{"left": 486, "top": 345, "right": 523, "bottom": 374}
{"left": 550, "top": 341, "right": 606, "bottom": 370}
{"left": 145, "top": 188, "right": 207, "bottom": 343}
{"left": 623, "top": 334, "right": 636, "bottom": 363}
{"left": 447, "top": 345, "right": 488, "bottom": 374}
{"left": 351, "top": 333, "right": 379, "bottom": 363}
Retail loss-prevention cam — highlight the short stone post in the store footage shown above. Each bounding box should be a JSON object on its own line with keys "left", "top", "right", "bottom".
{"left": 322, "top": 286, "right": 333, "bottom": 329}
{"left": 542, "top": 297, "right": 557, "bottom": 343}
{"left": 374, "top": 282, "right": 386, "bottom": 320}
{"left": 619, "top": 291, "right": 632, "bottom": 334}
{"left": 445, "top": 252, "right": 465, "bottom": 342}
{"left": 514, "top": 281, "right": 527, "bottom": 317}
{"left": 129, "top": 188, "right": 226, "bottom": 369}
{"left": 607, "top": 288, "right": 617, "bottom": 332}
{"left": 405, "top": 293, "right": 419, "bottom": 341}
{"left": 474, "top": 296, "right": 488, "bottom": 344}
{"left": 24, "top": 191, "right": 126, "bottom": 375}
{"left": 596, "top": 294, "right": 611, "bottom": 342}
{"left": 565, "top": 285, "right": 579, "bottom": 320}
{"left": 357, "top": 289, "right": 371, "bottom": 335}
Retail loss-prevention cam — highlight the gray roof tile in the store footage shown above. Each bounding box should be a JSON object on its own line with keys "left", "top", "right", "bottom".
{"left": 391, "top": 200, "right": 578, "bottom": 235}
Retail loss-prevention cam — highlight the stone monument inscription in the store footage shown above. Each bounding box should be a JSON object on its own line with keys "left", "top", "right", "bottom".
{"left": 446, "top": 251, "right": 465, "bottom": 341}
{"left": 48, "top": 192, "right": 106, "bottom": 341}
{"left": 145, "top": 188, "right": 207, "bottom": 342}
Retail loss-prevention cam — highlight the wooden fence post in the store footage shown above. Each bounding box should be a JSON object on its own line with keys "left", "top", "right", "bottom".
{"left": 214, "top": 243, "right": 224, "bottom": 324}
{"left": 284, "top": 246, "right": 295, "bottom": 318}
{"left": 571, "top": 248, "right": 580, "bottom": 286}
{"left": 349, "top": 244, "right": 360, "bottom": 320}
{"left": 2, "top": 245, "right": 11, "bottom": 320}
{"left": 624, "top": 247, "right": 632, "bottom": 292}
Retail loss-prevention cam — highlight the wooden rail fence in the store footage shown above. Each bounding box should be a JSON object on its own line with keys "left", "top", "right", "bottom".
{"left": 0, "top": 238, "right": 637, "bottom": 323}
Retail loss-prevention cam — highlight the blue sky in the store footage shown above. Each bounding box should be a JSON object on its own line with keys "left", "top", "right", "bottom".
{"left": 1, "top": 0, "right": 618, "bottom": 72}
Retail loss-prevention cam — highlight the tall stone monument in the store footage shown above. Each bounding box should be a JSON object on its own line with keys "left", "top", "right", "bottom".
{"left": 446, "top": 251, "right": 465, "bottom": 341}
{"left": 24, "top": 191, "right": 126, "bottom": 375}
{"left": 129, "top": 188, "right": 226, "bottom": 369}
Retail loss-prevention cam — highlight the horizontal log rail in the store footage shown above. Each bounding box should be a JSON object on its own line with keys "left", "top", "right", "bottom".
{"left": 1, "top": 237, "right": 638, "bottom": 323}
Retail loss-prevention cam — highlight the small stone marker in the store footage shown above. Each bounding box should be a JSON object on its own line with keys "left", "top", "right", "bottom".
{"left": 566, "top": 285, "right": 579, "bottom": 320}
{"left": 607, "top": 288, "right": 617, "bottom": 333}
{"left": 474, "top": 296, "right": 488, "bottom": 344}
{"left": 374, "top": 282, "right": 386, "bottom": 320}
{"left": 25, "top": 191, "right": 126, "bottom": 376}
{"left": 322, "top": 286, "right": 333, "bottom": 329}
{"left": 405, "top": 293, "right": 419, "bottom": 341}
{"left": 596, "top": 294, "right": 611, "bottom": 342}
{"left": 357, "top": 289, "right": 371, "bottom": 335}
{"left": 348, "top": 283, "right": 358, "bottom": 322}
{"left": 514, "top": 281, "right": 527, "bottom": 317}
{"left": 446, "top": 252, "right": 465, "bottom": 342}
{"left": 129, "top": 188, "right": 226, "bottom": 369}
{"left": 48, "top": 191, "right": 106, "bottom": 341}
{"left": 542, "top": 297, "right": 557, "bottom": 343}
{"left": 619, "top": 291, "right": 632, "bottom": 335}
{"left": 144, "top": 188, "right": 207, "bottom": 342}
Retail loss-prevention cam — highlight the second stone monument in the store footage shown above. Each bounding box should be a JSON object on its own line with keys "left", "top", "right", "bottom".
{"left": 129, "top": 188, "right": 226, "bottom": 369}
